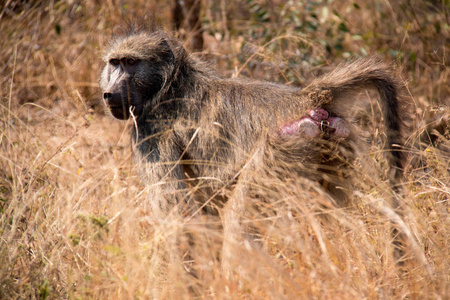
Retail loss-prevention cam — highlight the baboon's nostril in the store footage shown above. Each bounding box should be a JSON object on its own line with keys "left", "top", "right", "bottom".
{"left": 103, "top": 92, "right": 112, "bottom": 100}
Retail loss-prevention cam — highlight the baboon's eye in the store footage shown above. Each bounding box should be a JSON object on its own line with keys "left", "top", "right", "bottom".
{"left": 127, "top": 58, "right": 136, "bottom": 65}
{"left": 110, "top": 59, "right": 120, "bottom": 66}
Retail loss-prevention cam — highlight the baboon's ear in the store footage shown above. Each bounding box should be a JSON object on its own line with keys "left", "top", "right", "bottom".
{"left": 159, "top": 39, "right": 175, "bottom": 63}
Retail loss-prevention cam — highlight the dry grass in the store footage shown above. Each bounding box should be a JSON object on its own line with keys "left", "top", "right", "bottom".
{"left": 1, "top": 1, "right": 449, "bottom": 299}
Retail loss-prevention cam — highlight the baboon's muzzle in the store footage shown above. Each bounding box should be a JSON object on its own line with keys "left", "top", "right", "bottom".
{"left": 103, "top": 91, "right": 130, "bottom": 120}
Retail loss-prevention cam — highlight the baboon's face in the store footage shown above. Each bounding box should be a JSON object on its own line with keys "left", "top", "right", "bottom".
{"left": 101, "top": 57, "right": 143, "bottom": 119}
{"left": 100, "top": 35, "right": 174, "bottom": 120}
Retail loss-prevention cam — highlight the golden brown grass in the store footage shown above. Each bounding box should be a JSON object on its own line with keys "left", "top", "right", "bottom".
{"left": 1, "top": 1, "right": 448, "bottom": 299}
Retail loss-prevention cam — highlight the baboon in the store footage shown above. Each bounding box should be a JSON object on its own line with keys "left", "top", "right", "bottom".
{"left": 100, "top": 29, "right": 403, "bottom": 206}
{"left": 100, "top": 29, "right": 406, "bottom": 275}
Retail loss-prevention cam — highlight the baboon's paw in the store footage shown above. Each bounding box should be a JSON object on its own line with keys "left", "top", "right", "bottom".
{"left": 279, "top": 108, "right": 350, "bottom": 139}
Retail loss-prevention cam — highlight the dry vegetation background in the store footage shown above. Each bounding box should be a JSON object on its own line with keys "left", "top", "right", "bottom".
{"left": 0, "top": 0, "right": 449, "bottom": 299}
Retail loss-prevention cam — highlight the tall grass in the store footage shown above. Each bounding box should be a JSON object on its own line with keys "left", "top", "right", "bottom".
{"left": 1, "top": 1, "right": 448, "bottom": 299}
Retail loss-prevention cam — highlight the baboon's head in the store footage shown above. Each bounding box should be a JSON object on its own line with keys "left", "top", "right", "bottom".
{"left": 100, "top": 31, "right": 176, "bottom": 120}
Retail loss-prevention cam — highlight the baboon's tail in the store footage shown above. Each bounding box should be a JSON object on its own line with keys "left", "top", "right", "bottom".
{"left": 306, "top": 58, "right": 404, "bottom": 189}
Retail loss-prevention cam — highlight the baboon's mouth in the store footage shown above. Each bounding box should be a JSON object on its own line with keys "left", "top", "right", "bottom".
{"left": 108, "top": 106, "right": 130, "bottom": 120}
